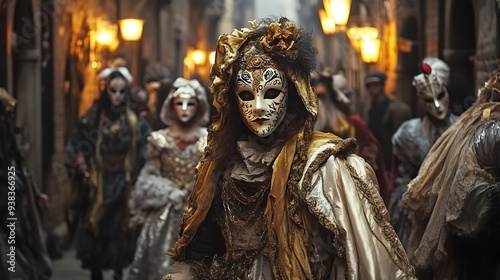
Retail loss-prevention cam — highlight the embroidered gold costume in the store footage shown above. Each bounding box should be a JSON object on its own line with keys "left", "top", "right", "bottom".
{"left": 166, "top": 17, "right": 415, "bottom": 280}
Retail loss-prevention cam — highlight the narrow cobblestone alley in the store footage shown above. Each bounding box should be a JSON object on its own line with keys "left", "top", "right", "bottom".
{"left": 51, "top": 249, "right": 114, "bottom": 280}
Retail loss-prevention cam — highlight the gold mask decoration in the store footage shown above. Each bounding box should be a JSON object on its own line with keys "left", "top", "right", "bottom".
{"left": 235, "top": 44, "right": 289, "bottom": 137}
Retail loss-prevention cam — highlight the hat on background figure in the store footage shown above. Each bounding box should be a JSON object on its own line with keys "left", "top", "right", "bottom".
{"left": 365, "top": 71, "right": 387, "bottom": 85}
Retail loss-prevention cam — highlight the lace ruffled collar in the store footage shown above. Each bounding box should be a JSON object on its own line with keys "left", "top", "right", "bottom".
{"left": 230, "top": 136, "right": 282, "bottom": 183}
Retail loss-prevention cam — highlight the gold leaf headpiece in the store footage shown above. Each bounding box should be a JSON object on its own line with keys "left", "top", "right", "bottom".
{"left": 209, "top": 17, "right": 318, "bottom": 132}
{"left": 476, "top": 71, "right": 500, "bottom": 103}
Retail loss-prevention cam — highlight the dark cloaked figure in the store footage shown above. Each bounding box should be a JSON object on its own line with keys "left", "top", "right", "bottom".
{"left": 0, "top": 88, "right": 52, "bottom": 280}
{"left": 66, "top": 68, "right": 150, "bottom": 280}
{"left": 365, "top": 72, "right": 412, "bottom": 170}
{"left": 403, "top": 72, "right": 500, "bottom": 279}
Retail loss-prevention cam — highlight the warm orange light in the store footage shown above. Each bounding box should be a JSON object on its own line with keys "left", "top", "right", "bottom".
{"left": 108, "top": 37, "right": 120, "bottom": 52}
{"left": 360, "top": 37, "right": 381, "bottom": 64}
{"left": 347, "top": 26, "right": 379, "bottom": 53}
{"left": 208, "top": 51, "right": 216, "bottom": 65}
{"left": 96, "top": 21, "right": 118, "bottom": 47}
{"left": 192, "top": 50, "right": 206, "bottom": 65}
{"left": 347, "top": 27, "right": 360, "bottom": 52}
{"left": 118, "top": 19, "right": 144, "bottom": 41}
{"left": 319, "top": 9, "right": 336, "bottom": 35}
{"left": 324, "top": 0, "right": 352, "bottom": 28}
{"left": 183, "top": 56, "right": 195, "bottom": 79}
{"left": 322, "top": 0, "right": 333, "bottom": 19}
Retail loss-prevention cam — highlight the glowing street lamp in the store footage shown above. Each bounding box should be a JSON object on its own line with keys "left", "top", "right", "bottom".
{"left": 360, "top": 37, "right": 381, "bottom": 64}
{"left": 319, "top": 9, "right": 336, "bottom": 35}
{"left": 323, "top": 0, "right": 352, "bottom": 30}
{"left": 347, "top": 26, "right": 379, "bottom": 53}
{"left": 118, "top": 19, "right": 144, "bottom": 41}
{"left": 96, "top": 21, "right": 118, "bottom": 47}
{"left": 192, "top": 50, "right": 206, "bottom": 65}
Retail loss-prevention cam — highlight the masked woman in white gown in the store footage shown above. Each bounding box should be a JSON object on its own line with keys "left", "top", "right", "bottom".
{"left": 126, "top": 78, "right": 209, "bottom": 280}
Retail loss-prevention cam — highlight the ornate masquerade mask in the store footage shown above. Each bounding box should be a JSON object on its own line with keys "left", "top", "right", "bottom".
{"left": 160, "top": 77, "right": 209, "bottom": 126}
{"left": 106, "top": 76, "right": 128, "bottom": 106}
{"left": 235, "top": 45, "right": 288, "bottom": 137}
{"left": 172, "top": 85, "right": 199, "bottom": 123}
{"left": 209, "top": 17, "right": 318, "bottom": 133}
{"left": 413, "top": 63, "right": 449, "bottom": 120}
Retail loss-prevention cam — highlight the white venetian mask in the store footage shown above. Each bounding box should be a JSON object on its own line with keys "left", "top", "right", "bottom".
{"left": 413, "top": 71, "right": 449, "bottom": 120}
{"left": 106, "top": 77, "right": 127, "bottom": 106}
{"left": 235, "top": 67, "right": 288, "bottom": 137}
{"left": 173, "top": 93, "right": 198, "bottom": 123}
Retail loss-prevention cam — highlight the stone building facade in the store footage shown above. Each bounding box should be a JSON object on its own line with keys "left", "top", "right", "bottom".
{"left": 398, "top": 0, "right": 499, "bottom": 116}
{"left": 297, "top": 0, "right": 496, "bottom": 117}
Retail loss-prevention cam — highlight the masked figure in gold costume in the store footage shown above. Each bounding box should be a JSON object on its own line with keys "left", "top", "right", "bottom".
{"left": 165, "top": 17, "right": 415, "bottom": 280}
{"left": 126, "top": 78, "right": 209, "bottom": 280}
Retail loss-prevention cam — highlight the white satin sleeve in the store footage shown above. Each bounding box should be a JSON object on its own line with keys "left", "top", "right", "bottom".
{"left": 299, "top": 143, "right": 415, "bottom": 280}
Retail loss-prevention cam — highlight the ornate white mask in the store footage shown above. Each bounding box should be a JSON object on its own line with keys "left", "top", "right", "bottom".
{"left": 173, "top": 92, "right": 198, "bottom": 123}
{"left": 235, "top": 67, "right": 288, "bottom": 137}
{"left": 106, "top": 77, "right": 127, "bottom": 106}
{"left": 413, "top": 65, "right": 449, "bottom": 120}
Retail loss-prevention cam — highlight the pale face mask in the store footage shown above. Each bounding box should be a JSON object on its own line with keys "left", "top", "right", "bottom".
{"left": 173, "top": 94, "right": 198, "bottom": 123}
{"left": 106, "top": 77, "right": 127, "bottom": 106}
{"left": 413, "top": 72, "right": 449, "bottom": 120}
{"left": 420, "top": 88, "right": 449, "bottom": 120}
{"left": 235, "top": 67, "right": 288, "bottom": 137}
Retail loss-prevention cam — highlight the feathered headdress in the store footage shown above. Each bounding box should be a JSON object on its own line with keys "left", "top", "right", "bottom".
{"left": 413, "top": 60, "right": 447, "bottom": 97}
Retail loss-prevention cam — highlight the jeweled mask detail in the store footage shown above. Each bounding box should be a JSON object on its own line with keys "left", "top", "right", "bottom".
{"left": 413, "top": 68, "right": 449, "bottom": 120}
{"left": 235, "top": 45, "right": 288, "bottom": 137}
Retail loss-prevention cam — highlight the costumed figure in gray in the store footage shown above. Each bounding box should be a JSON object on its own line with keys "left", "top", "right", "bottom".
{"left": 390, "top": 58, "right": 457, "bottom": 249}
{"left": 403, "top": 71, "right": 500, "bottom": 279}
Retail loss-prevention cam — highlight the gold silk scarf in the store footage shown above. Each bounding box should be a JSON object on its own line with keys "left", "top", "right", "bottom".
{"left": 168, "top": 131, "right": 340, "bottom": 277}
